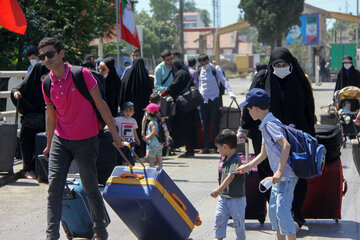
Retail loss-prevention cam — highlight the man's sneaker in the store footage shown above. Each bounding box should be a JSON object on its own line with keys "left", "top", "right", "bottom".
{"left": 200, "top": 147, "right": 210, "bottom": 154}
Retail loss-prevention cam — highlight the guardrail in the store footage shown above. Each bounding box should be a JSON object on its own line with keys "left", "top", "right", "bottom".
{"left": 0, "top": 71, "right": 27, "bottom": 122}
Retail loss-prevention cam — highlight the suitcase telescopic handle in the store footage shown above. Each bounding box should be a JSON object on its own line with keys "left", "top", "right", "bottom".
{"left": 113, "top": 142, "right": 146, "bottom": 169}
{"left": 171, "top": 193, "right": 187, "bottom": 211}
{"left": 120, "top": 173, "right": 144, "bottom": 179}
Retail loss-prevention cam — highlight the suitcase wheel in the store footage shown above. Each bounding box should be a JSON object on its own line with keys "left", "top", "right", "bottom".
{"left": 61, "top": 222, "right": 73, "bottom": 240}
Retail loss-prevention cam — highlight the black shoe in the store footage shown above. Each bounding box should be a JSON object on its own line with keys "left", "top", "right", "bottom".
{"left": 200, "top": 147, "right": 210, "bottom": 154}
{"left": 178, "top": 152, "right": 194, "bottom": 158}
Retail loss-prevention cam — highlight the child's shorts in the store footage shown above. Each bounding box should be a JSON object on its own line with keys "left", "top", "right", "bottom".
{"left": 269, "top": 177, "right": 298, "bottom": 235}
{"left": 147, "top": 146, "right": 162, "bottom": 158}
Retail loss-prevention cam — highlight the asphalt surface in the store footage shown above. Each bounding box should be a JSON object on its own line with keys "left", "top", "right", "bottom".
{"left": 1, "top": 78, "right": 359, "bottom": 240}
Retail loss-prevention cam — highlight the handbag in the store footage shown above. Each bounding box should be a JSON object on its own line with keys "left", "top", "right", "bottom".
{"left": 160, "top": 96, "right": 176, "bottom": 117}
{"left": 21, "top": 112, "right": 45, "bottom": 130}
{"left": 176, "top": 85, "right": 204, "bottom": 114}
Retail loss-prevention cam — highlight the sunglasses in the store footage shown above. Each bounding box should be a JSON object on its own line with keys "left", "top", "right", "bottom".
{"left": 199, "top": 59, "right": 207, "bottom": 63}
{"left": 39, "top": 50, "right": 58, "bottom": 61}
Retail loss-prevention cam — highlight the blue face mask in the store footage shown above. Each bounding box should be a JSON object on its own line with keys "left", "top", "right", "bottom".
{"left": 273, "top": 65, "right": 291, "bottom": 79}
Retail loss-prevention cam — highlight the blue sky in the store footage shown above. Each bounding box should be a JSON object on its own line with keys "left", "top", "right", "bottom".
{"left": 135, "top": 0, "right": 358, "bottom": 28}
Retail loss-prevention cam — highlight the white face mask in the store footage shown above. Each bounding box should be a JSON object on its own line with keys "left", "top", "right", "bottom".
{"left": 30, "top": 59, "right": 38, "bottom": 66}
{"left": 102, "top": 73, "right": 108, "bottom": 78}
{"left": 273, "top": 66, "right": 291, "bottom": 79}
{"left": 344, "top": 63, "right": 352, "bottom": 70}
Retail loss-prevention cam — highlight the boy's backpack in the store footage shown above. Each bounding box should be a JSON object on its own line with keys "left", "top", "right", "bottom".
{"left": 265, "top": 121, "right": 326, "bottom": 179}
{"left": 43, "top": 66, "right": 107, "bottom": 128}
{"left": 198, "top": 65, "right": 226, "bottom": 96}
{"left": 155, "top": 120, "right": 166, "bottom": 144}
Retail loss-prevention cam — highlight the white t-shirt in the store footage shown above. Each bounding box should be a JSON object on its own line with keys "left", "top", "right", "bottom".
{"left": 115, "top": 116, "right": 138, "bottom": 143}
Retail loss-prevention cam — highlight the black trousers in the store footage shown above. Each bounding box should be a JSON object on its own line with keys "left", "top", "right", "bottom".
{"left": 20, "top": 126, "right": 42, "bottom": 172}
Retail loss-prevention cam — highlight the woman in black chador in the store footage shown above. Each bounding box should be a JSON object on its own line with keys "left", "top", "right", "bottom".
{"left": 334, "top": 55, "right": 360, "bottom": 92}
{"left": 99, "top": 57, "right": 121, "bottom": 117}
{"left": 11, "top": 62, "right": 49, "bottom": 179}
{"left": 240, "top": 47, "right": 315, "bottom": 228}
{"left": 120, "top": 57, "right": 152, "bottom": 157}
{"left": 165, "top": 59, "right": 198, "bottom": 158}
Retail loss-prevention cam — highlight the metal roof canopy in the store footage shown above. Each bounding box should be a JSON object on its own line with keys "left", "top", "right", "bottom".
{"left": 193, "top": 6, "right": 360, "bottom": 64}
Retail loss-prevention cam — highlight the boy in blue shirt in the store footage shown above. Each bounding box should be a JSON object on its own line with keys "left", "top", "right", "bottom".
{"left": 237, "top": 88, "right": 298, "bottom": 240}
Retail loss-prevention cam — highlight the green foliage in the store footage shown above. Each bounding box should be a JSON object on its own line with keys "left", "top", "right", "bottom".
{"left": 198, "top": 9, "right": 211, "bottom": 27}
{"left": 150, "top": 0, "right": 178, "bottom": 21}
{"left": 239, "top": 0, "right": 304, "bottom": 49}
{"left": 184, "top": 1, "right": 211, "bottom": 26}
{"left": 0, "top": 0, "right": 115, "bottom": 70}
{"left": 327, "top": 20, "right": 357, "bottom": 44}
{"left": 288, "top": 38, "right": 308, "bottom": 70}
{"left": 135, "top": 10, "right": 177, "bottom": 60}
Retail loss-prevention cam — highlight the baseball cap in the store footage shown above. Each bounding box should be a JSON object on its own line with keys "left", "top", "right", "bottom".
{"left": 239, "top": 88, "right": 270, "bottom": 108}
{"left": 144, "top": 103, "right": 159, "bottom": 113}
{"left": 342, "top": 55, "right": 353, "bottom": 63}
{"left": 123, "top": 101, "right": 134, "bottom": 110}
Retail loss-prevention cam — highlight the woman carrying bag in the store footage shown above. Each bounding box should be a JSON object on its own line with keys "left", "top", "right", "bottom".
{"left": 11, "top": 62, "right": 49, "bottom": 179}
{"left": 161, "top": 59, "right": 199, "bottom": 158}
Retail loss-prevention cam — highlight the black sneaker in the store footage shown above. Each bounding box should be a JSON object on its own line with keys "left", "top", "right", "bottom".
{"left": 200, "top": 147, "right": 210, "bottom": 154}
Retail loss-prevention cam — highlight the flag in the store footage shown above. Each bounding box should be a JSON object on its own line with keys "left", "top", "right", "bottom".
{"left": 120, "top": 0, "right": 141, "bottom": 51}
{"left": 0, "top": 0, "right": 27, "bottom": 35}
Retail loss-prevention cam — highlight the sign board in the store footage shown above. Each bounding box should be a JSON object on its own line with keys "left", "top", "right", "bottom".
{"left": 286, "top": 14, "right": 320, "bottom": 45}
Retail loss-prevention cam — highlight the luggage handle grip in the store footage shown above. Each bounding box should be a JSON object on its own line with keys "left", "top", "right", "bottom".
{"left": 343, "top": 180, "right": 348, "bottom": 196}
{"left": 171, "top": 193, "right": 187, "bottom": 211}
{"left": 120, "top": 173, "right": 144, "bottom": 179}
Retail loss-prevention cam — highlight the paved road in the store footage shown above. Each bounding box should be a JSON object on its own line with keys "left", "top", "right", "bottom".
{"left": 1, "top": 79, "right": 359, "bottom": 240}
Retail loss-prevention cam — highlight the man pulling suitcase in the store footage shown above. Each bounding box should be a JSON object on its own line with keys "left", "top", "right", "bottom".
{"left": 38, "top": 37, "right": 121, "bottom": 240}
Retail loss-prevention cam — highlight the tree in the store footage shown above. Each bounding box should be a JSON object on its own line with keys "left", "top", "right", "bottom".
{"left": 150, "top": 0, "right": 178, "bottom": 21}
{"left": 0, "top": 0, "right": 115, "bottom": 70}
{"left": 135, "top": 10, "right": 177, "bottom": 59}
{"left": 239, "top": 0, "right": 304, "bottom": 49}
{"left": 184, "top": 0, "right": 211, "bottom": 26}
{"left": 199, "top": 9, "right": 211, "bottom": 27}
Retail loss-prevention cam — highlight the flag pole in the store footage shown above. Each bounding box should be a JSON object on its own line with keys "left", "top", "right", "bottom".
{"left": 116, "top": 0, "right": 120, "bottom": 65}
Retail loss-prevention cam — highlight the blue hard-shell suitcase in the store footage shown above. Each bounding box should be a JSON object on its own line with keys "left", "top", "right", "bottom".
{"left": 103, "top": 166, "right": 201, "bottom": 240}
{"left": 61, "top": 178, "right": 110, "bottom": 240}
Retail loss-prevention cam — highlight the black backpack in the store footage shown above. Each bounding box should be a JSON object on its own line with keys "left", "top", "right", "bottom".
{"left": 155, "top": 120, "right": 166, "bottom": 144}
{"left": 198, "top": 65, "right": 226, "bottom": 96}
{"left": 43, "top": 65, "right": 107, "bottom": 128}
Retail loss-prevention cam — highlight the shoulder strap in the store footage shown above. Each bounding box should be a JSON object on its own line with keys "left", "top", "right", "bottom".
{"left": 43, "top": 74, "right": 52, "bottom": 101}
{"left": 72, "top": 66, "right": 94, "bottom": 104}
{"left": 211, "top": 65, "right": 221, "bottom": 89}
{"left": 161, "top": 70, "right": 173, "bottom": 85}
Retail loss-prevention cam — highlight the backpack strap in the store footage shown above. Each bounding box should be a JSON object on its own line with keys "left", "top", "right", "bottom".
{"left": 211, "top": 65, "right": 220, "bottom": 88}
{"left": 43, "top": 74, "right": 52, "bottom": 103}
{"left": 72, "top": 66, "right": 93, "bottom": 104}
{"left": 263, "top": 121, "right": 285, "bottom": 153}
{"left": 161, "top": 70, "right": 173, "bottom": 85}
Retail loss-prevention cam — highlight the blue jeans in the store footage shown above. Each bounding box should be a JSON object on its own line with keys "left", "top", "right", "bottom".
{"left": 214, "top": 197, "right": 246, "bottom": 240}
{"left": 269, "top": 177, "right": 298, "bottom": 235}
{"left": 46, "top": 135, "right": 108, "bottom": 240}
{"left": 200, "top": 97, "right": 220, "bottom": 148}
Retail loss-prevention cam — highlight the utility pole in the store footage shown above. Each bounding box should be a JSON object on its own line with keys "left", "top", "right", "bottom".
{"left": 357, "top": 0, "right": 359, "bottom": 49}
{"left": 179, "top": 0, "right": 184, "bottom": 60}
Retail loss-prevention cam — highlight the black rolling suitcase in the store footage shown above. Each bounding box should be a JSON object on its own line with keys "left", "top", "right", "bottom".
{"left": 0, "top": 104, "right": 18, "bottom": 175}
{"left": 34, "top": 132, "right": 78, "bottom": 183}
{"left": 96, "top": 130, "right": 119, "bottom": 185}
{"left": 315, "top": 124, "right": 342, "bottom": 163}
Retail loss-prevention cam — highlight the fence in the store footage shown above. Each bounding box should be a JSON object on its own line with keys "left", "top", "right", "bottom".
{"left": 0, "top": 71, "right": 26, "bottom": 123}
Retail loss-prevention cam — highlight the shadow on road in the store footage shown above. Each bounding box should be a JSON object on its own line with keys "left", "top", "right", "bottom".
{"left": 296, "top": 219, "right": 360, "bottom": 239}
